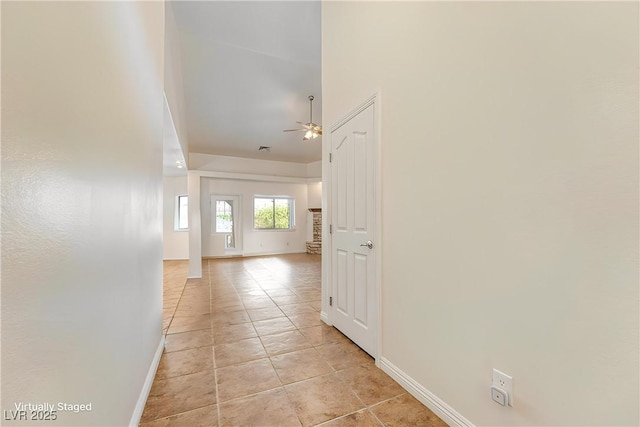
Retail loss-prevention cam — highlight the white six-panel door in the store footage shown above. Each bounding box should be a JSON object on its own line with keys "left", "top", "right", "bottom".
{"left": 329, "top": 101, "right": 377, "bottom": 356}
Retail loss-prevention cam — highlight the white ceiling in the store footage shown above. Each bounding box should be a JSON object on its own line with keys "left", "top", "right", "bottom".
{"left": 171, "top": 1, "right": 322, "bottom": 164}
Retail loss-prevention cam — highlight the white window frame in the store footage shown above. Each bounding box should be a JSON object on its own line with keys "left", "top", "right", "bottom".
{"left": 253, "top": 196, "right": 295, "bottom": 231}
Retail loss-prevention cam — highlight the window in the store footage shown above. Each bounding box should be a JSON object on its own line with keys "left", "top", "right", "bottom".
{"left": 215, "top": 200, "right": 233, "bottom": 233}
{"left": 254, "top": 197, "right": 294, "bottom": 230}
{"left": 176, "top": 195, "right": 188, "bottom": 231}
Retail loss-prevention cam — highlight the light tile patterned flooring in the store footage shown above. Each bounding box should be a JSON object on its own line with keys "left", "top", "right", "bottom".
{"left": 141, "top": 254, "right": 447, "bottom": 427}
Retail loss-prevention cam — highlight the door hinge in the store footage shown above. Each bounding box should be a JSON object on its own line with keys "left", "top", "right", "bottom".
{"left": 329, "top": 296, "right": 333, "bottom": 306}
{"left": 329, "top": 224, "right": 333, "bottom": 234}
{"left": 329, "top": 152, "right": 332, "bottom": 163}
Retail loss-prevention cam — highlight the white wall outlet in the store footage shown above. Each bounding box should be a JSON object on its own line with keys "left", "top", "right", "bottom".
{"left": 492, "top": 369, "right": 513, "bottom": 407}
{"left": 490, "top": 386, "right": 507, "bottom": 406}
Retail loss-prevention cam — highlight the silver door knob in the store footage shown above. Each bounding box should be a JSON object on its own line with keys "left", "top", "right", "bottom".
{"left": 360, "top": 240, "right": 374, "bottom": 249}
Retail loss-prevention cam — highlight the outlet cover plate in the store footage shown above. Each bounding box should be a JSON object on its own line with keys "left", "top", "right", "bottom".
{"left": 490, "top": 386, "right": 507, "bottom": 406}
{"left": 492, "top": 369, "right": 513, "bottom": 407}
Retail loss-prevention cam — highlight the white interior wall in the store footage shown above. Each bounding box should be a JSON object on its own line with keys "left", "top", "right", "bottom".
{"left": 190, "top": 153, "right": 309, "bottom": 177}
{"left": 308, "top": 181, "right": 322, "bottom": 208}
{"left": 322, "top": 2, "right": 638, "bottom": 426}
{"left": 2, "top": 2, "right": 165, "bottom": 426}
{"left": 307, "top": 160, "right": 322, "bottom": 178}
{"left": 201, "top": 178, "right": 309, "bottom": 257}
{"left": 163, "top": 176, "right": 189, "bottom": 260}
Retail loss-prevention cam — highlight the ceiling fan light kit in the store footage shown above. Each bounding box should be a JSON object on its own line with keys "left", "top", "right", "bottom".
{"left": 284, "top": 95, "right": 322, "bottom": 141}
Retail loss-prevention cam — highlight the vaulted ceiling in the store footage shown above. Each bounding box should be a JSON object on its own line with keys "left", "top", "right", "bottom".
{"left": 170, "top": 1, "right": 322, "bottom": 164}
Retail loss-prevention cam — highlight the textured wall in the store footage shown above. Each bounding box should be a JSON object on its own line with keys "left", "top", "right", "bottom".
{"left": 322, "top": 2, "right": 639, "bottom": 425}
{"left": 1, "top": 2, "right": 165, "bottom": 425}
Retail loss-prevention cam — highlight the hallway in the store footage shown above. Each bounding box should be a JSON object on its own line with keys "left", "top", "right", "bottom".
{"left": 141, "top": 254, "right": 446, "bottom": 426}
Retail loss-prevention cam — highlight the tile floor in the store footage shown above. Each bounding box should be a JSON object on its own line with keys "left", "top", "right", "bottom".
{"left": 141, "top": 254, "right": 447, "bottom": 427}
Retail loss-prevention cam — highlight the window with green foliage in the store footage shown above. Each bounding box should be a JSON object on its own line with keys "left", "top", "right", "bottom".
{"left": 254, "top": 197, "right": 294, "bottom": 230}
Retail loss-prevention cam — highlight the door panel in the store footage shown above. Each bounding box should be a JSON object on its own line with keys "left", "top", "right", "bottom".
{"left": 353, "top": 252, "right": 368, "bottom": 326}
{"left": 336, "top": 136, "right": 349, "bottom": 230}
{"left": 354, "top": 132, "right": 368, "bottom": 231}
{"left": 336, "top": 249, "right": 348, "bottom": 314}
{"left": 330, "top": 102, "right": 377, "bottom": 356}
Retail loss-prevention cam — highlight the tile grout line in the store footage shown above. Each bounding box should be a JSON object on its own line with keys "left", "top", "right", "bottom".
{"left": 142, "top": 262, "right": 196, "bottom": 424}
{"left": 210, "top": 257, "right": 380, "bottom": 426}
{"left": 230, "top": 266, "right": 272, "bottom": 369}
{"left": 330, "top": 367, "right": 390, "bottom": 427}
{"left": 163, "top": 268, "right": 189, "bottom": 337}
{"left": 368, "top": 391, "right": 408, "bottom": 409}
{"left": 334, "top": 370, "right": 369, "bottom": 422}
{"left": 366, "top": 392, "right": 409, "bottom": 427}
{"left": 211, "top": 262, "right": 268, "bottom": 422}
{"left": 152, "top": 257, "right": 425, "bottom": 426}
{"left": 260, "top": 260, "right": 367, "bottom": 426}
{"left": 245, "top": 261, "right": 306, "bottom": 427}
{"left": 268, "top": 261, "right": 378, "bottom": 426}
{"left": 242, "top": 263, "right": 323, "bottom": 353}
{"left": 206, "top": 260, "right": 223, "bottom": 427}
{"left": 140, "top": 404, "right": 217, "bottom": 426}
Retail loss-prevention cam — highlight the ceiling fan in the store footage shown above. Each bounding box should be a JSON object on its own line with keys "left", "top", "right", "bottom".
{"left": 283, "top": 95, "right": 322, "bottom": 140}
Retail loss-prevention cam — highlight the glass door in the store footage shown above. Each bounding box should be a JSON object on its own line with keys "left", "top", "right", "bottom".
{"left": 211, "top": 195, "right": 241, "bottom": 252}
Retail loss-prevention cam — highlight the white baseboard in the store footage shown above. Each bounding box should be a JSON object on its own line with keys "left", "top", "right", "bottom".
{"left": 239, "top": 249, "right": 308, "bottom": 257}
{"left": 129, "top": 335, "right": 165, "bottom": 427}
{"left": 201, "top": 249, "right": 308, "bottom": 259}
{"left": 320, "top": 310, "right": 331, "bottom": 325}
{"left": 378, "top": 357, "right": 474, "bottom": 427}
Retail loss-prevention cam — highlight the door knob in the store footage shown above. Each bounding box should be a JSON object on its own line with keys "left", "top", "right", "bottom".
{"left": 360, "top": 240, "right": 374, "bottom": 249}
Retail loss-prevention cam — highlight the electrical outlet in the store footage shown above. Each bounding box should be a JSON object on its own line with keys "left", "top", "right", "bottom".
{"left": 490, "top": 386, "right": 507, "bottom": 406}
{"left": 492, "top": 369, "right": 513, "bottom": 407}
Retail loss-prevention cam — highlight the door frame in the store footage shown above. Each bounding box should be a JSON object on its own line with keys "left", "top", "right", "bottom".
{"left": 322, "top": 92, "right": 382, "bottom": 362}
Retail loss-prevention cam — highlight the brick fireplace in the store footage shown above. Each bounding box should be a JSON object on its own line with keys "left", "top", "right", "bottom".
{"left": 306, "top": 208, "right": 322, "bottom": 255}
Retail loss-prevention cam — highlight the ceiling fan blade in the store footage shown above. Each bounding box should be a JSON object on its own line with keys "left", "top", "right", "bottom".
{"left": 286, "top": 96, "right": 322, "bottom": 138}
